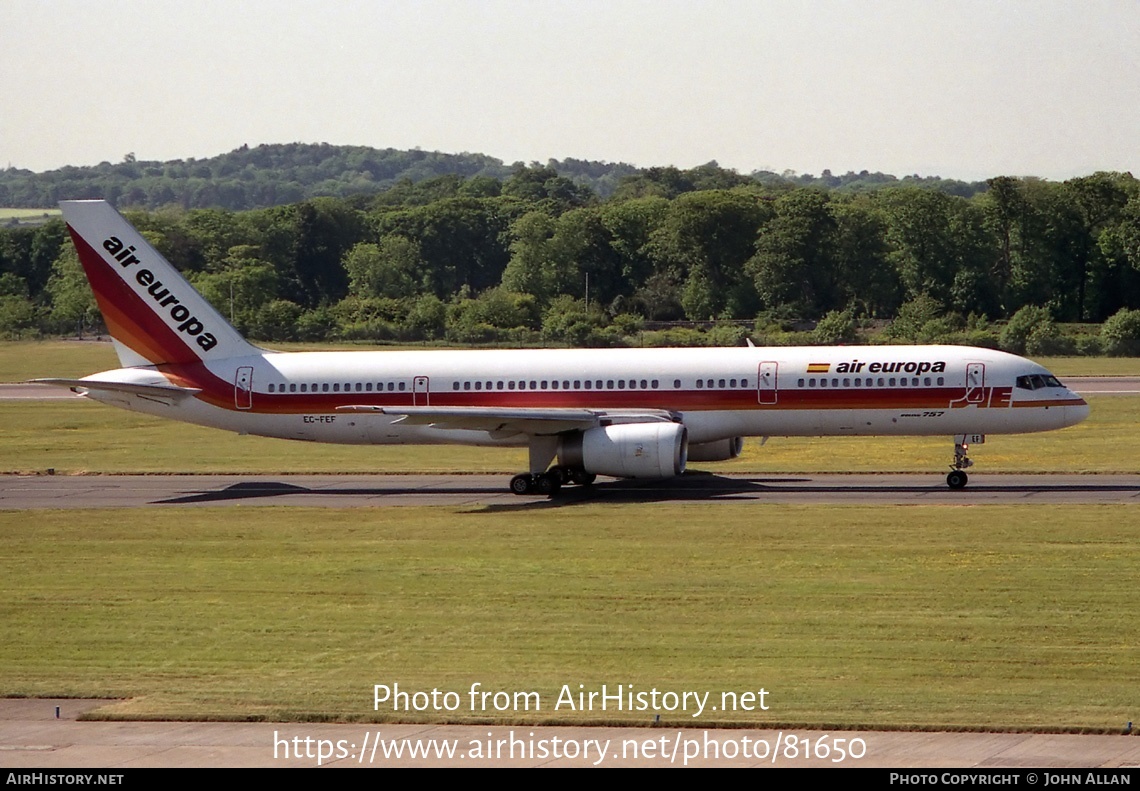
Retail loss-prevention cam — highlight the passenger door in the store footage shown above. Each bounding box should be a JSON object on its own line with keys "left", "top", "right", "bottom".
{"left": 966, "top": 363, "right": 986, "bottom": 404}
{"left": 757, "top": 362, "right": 778, "bottom": 405}
{"left": 413, "top": 376, "right": 430, "bottom": 406}
{"left": 234, "top": 366, "right": 254, "bottom": 410}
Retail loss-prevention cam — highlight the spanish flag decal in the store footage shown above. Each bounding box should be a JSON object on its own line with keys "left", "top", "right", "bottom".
{"left": 807, "top": 363, "right": 830, "bottom": 373}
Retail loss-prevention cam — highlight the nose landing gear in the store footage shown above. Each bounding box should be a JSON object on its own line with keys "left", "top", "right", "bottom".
{"left": 947, "top": 435, "right": 978, "bottom": 489}
{"left": 947, "top": 468, "right": 969, "bottom": 489}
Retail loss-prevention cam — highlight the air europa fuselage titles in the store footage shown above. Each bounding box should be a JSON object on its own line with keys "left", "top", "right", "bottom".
{"left": 833, "top": 360, "right": 948, "bottom": 375}
{"left": 101, "top": 235, "right": 218, "bottom": 351}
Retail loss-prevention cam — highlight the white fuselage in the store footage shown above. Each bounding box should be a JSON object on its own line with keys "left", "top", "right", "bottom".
{"left": 79, "top": 344, "right": 1090, "bottom": 449}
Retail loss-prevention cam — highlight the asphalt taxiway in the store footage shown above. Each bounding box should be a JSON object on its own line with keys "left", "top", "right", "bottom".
{"left": 3, "top": 699, "right": 1138, "bottom": 768}
{"left": 2, "top": 472, "right": 1140, "bottom": 508}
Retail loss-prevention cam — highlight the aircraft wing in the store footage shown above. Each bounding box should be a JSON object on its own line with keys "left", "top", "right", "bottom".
{"left": 334, "top": 405, "right": 679, "bottom": 435}
{"left": 29, "top": 378, "right": 202, "bottom": 399}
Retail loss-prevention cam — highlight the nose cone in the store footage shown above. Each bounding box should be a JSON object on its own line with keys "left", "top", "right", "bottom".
{"left": 1064, "top": 394, "right": 1090, "bottom": 427}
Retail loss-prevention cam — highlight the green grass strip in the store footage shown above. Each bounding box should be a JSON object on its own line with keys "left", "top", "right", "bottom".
{"left": 1, "top": 504, "right": 1137, "bottom": 730}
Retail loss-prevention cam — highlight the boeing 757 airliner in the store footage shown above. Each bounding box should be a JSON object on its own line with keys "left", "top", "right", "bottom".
{"left": 35, "top": 201, "right": 1090, "bottom": 494}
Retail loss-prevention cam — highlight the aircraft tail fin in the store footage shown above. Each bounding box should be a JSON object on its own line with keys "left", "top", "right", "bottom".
{"left": 59, "top": 200, "right": 259, "bottom": 367}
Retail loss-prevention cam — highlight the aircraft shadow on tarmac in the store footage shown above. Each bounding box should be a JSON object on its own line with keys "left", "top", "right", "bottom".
{"left": 150, "top": 475, "right": 1140, "bottom": 508}
{"left": 152, "top": 476, "right": 809, "bottom": 506}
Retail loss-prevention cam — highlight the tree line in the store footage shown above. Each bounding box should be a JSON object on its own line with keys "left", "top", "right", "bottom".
{"left": 2, "top": 166, "right": 1140, "bottom": 355}
{"left": 1, "top": 142, "right": 984, "bottom": 212}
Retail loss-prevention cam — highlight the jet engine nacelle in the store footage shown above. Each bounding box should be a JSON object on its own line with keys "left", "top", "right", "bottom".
{"left": 686, "top": 436, "right": 744, "bottom": 462}
{"left": 559, "top": 423, "right": 688, "bottom": 479}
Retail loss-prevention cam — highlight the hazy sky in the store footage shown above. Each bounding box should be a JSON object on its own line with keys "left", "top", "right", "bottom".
{"left": 3, "top": 0, "right": 1138, "bottom": 180}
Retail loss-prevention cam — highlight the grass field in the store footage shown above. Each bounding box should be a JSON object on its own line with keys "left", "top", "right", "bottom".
{"left": 0, "top": 208, "right": 61, "bottom": 219}
{"left": 0, "top": 208, "right": 61, "bottom": 227}
{"left": 1, "top": 504, "right": 1136, "bottom": 730}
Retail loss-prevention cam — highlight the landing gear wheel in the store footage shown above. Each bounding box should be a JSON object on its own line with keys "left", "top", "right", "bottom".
{"left": 946, "top": 470, "right": 969, "bottom": 490}
{"left": 573, "top": 471, "right": 596, "bottom": 486}
{"left": 510, "top": 474, "right": 533, "bottom": 495}
{"left": 534, "top": 473, "right": 561, "bottom": 496}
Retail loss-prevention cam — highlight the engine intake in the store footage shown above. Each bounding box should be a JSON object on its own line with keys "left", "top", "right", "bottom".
{"left": 559, "top": 423, "right": 687, "bottom": 479}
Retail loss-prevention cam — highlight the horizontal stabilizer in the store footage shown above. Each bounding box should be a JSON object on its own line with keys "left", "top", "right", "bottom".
{"left": 30, "top": 378, "right": 202, "bottom": 399}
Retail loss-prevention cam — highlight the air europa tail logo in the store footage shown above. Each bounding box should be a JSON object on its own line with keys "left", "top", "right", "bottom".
{"left": 101, "top": 236, "right": 218, "bottom": 352}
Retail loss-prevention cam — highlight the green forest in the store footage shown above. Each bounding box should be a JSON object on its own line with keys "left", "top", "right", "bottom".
{"left": 2, "top": 145, "right": 1140, "bottom": 355}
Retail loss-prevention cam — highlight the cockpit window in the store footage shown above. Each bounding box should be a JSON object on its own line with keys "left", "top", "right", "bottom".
{"left": 1016, "top": 374, "right": 1064, "bottom": 390}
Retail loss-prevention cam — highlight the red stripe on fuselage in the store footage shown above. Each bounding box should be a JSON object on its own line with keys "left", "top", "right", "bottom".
{"left": 169, "top": 377, "right": 989, "bottom": 415}
{"left": 1012, "top": 398, "right": 1087, "bottom": 408}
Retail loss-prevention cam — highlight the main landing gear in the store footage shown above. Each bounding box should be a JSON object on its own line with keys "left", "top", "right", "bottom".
{"left": 947, "top": 437, "right": 975, "bottom": 490}
{"left": 509, "top": 466, "right": 596, "bottom": 496}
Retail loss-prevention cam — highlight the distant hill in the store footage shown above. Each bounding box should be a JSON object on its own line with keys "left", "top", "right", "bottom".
{"left": 0, "top": 142, "right": 985, "bottom": 211}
